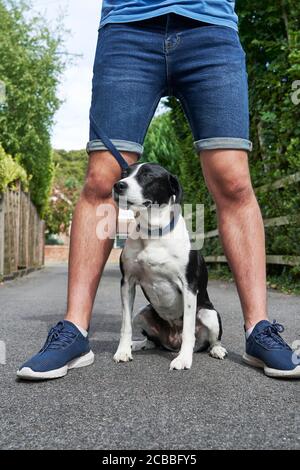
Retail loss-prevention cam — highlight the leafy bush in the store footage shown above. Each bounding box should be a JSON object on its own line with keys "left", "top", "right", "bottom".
{"left": 163, "top": 2, "right": 300, "bottom": 255}
{"left": 44, "top": 149, "right": 88, "bottom": 235}
{"left": 0, "top": 0, "right": 65, "bottom": 214}
{"left": 45, "top": 234, "right": 65, "bottom": 246}
{"left": 0, "top": 144, "right": 28, "bottom": 192}
{"left": 143, "top": 110, "right": 181, "bottom": 175}
{"left": 144, "top": 1, "right": 300, "bottom": 284}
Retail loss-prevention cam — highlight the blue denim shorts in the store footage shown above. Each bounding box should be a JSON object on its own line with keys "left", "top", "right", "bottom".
{"left": 87, "top": 13, "right": 252, "bottom": 157}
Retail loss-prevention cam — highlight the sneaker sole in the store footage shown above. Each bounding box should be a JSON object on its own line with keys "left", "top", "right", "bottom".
{"left": 17, "top": 350, "right": 95, "bottom": 381}
{"left": 242, "top": 353, "right": 300, "bottom": 378}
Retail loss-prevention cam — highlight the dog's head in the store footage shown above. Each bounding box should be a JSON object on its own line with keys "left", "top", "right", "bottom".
{"left": 113, "top": 163, "right": 183, "bottom": 210}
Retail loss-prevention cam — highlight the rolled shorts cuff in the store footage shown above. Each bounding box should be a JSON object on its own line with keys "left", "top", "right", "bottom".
{"left": 194, "top": 137, "right": 253, "bottom": 153}
{"left": 86, "top": 139, "right": 144, "bottom": 156}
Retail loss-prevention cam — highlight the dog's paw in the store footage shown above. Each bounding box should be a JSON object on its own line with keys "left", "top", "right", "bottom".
{"left": 209, "top": 344, "right": 228, "bottom": 360}
{"left": 169, "top": 354, "right": 192, "bottom": 370}
{"left": 113, "top": 349, "right": 133, "bottom": 363}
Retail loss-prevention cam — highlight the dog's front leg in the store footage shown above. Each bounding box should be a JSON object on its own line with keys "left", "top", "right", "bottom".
{"left": 170, "top": 286, "right": 197, "bottom": 370}
{"left": 114, "top": 277, "right": 135, "bottom": 363}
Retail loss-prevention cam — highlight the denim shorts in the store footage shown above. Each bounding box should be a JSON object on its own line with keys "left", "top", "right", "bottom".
{"left": 87, "top": 13, "right": 252, "bottom": 157}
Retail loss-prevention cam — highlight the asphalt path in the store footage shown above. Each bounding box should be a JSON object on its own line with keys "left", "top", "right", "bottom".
{"left": 0, "top": 264, "right": 299, "bottom": 449}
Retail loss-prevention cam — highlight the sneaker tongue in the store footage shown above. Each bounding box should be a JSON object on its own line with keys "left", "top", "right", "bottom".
{"left": 252, "top": 320, "right": 272, "bottom": 334}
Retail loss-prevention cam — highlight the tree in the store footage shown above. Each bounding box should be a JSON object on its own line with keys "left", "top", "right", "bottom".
{"left": 238, "top": 0, "right": 300, "bottom": 182}
{"left": 143, "top": 111, "right": 181, "bottom": 175}
{"left": 164, "top": 2, "right": 300, "bottom": 251}
{"left": 0, "top": 143, "right": 28, "bottom": 192}
{"left": 0, "top": 0, "right": 65, "bottom": 214}
{"left": 44, "top": 149, "right": 87, "bottom": 235}
{"left": 148, "top": 1, "right": 300, "bottom": 280}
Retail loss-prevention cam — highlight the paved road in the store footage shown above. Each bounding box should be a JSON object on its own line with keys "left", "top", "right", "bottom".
{"left": 0, "top": 264, "right": 299, "bottom": 450}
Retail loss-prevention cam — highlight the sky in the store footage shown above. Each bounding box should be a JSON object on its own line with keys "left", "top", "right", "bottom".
{"left": 31, "top": 0, "right": 102, "bottom": 150}
{"left": 31, "top": 0, "right": 166, "bottom": 151}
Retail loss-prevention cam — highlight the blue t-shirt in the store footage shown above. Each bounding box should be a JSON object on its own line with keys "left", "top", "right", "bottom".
{"left": 100, "top": 1, "right": 238, "bottom": 31}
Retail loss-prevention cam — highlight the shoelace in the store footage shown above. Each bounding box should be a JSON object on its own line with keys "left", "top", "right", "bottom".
{"left": 255, "top": 320, "right": 291, "bottom": 350}
{"left": 40, "top": 322, "right": 76, "bottom": 352}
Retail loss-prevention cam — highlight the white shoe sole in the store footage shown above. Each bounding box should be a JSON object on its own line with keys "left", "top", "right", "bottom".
{"left": 242, "top": 353, "right": 300, "bottom": 378}
{"left": 17, "top": 350, "right": 95, "bottom": 380}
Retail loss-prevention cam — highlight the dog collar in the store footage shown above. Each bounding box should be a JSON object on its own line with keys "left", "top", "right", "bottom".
{"left": 137, "top": 207, "right": 181, "bottom": 238}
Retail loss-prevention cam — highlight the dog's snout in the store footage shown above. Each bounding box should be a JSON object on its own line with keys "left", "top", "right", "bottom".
{"left": 114, "top": 181, "right": 128, "bottom": 195}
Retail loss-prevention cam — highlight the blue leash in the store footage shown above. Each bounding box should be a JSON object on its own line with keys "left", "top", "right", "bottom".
{"left": 89, "top": 112, "right": 129, "bottom": 170}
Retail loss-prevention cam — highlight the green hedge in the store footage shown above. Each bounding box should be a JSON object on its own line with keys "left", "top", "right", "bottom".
{"left": 0, "top": 144, "right": 28, "bottom": 192}
{"left": 143, "top": 1, "right": 300, "bottom": 271}
{"left": 0, "top": 0, "right": 65, "bottom": 214}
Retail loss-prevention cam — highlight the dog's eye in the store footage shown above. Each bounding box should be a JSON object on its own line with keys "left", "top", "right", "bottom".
{"left": 121, "top": 170, "right": 128, "bottom": 179}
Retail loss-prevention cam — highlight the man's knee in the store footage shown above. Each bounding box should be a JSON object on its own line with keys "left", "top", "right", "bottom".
{"left": 214, "top": 175, "right": 254, "bottom": 206}
{"left": 82, "top": 150, "right": 138, "bottom": 204}
{"left": 201, "top": 150, "right": 255, "bottom": 207}
{"left": 82, "top": 170, "right": 114, "bottom": 203}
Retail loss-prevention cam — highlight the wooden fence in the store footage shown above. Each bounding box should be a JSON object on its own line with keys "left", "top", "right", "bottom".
{"left": 0, "top": 188, "right": 44, "bottom": 281}
{"left": 204, "top": 172, "right": 300, "bottom": 267}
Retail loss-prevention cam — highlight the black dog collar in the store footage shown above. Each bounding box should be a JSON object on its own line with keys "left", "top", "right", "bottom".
{"left": 137, "top": 206, "right": 181, "bottom": 238}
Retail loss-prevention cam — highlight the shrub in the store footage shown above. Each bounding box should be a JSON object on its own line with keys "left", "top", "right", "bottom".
{"left": 0, "top": 144, "right": 28, "bottom": 192}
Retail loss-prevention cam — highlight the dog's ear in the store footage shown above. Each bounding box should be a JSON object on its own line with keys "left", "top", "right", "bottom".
{"left": 169, "top": 173, "right": 183, "bottom": 205}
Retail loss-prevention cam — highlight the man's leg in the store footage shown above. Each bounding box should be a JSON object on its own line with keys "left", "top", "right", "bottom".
{"left": 17, "top": 16, "right": 169, "bottom": 379}
{"left": 65, "top": 150, "right": 138, "bottom": 330}
{"left": 16, "top": 150, "right": 138, "bottom": 380}
{"left": 199, "top": 150, "right": 300, "bottom": 378}
{"left": 172, "top": 20, "right": 299, "bottom": 376}
{"left": 200, "top": 149, "right": 267, "bottom": 330}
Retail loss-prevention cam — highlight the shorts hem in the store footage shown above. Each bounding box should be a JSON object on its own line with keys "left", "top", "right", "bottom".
{"left": 86, "top": 139, "right": 144, "bottom": 156}
{"left": 194, "top": 137, "right": 253, "bottom": 152}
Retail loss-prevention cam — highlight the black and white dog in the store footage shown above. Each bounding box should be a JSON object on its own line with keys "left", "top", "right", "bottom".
{"left": 113, "top": 163, "right": 227, "bottom": 370}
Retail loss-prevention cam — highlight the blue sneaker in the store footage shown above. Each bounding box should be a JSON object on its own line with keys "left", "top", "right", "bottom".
{"left": 17, "top": 320, "right": 94, "bottom": 380}
{"left": 243, "top": 320, "right": 300, "bottom": 378}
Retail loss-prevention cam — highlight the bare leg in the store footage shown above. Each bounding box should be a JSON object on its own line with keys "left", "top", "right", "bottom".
{"left": 200, "top": 150, "right": 267, "bottom": 330}
{"left": 65, "top": 150, "right": 138, "bottom": 330}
